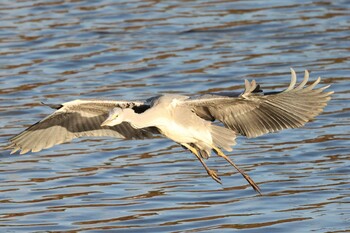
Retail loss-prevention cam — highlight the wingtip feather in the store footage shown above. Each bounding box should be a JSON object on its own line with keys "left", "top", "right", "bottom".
{"left": 285, "top": 68, "right": 297, "bottom": 92}
{"left": 244, "top": 79, "right": 251, "bottom": 91}
{"left": 10, "top": 147, "right": 19, "bottom": 155}
{"left": 305, "top": 77, "right": 321, "bottom": 90}
{"left": 19, "top": 148, "right": 30, "bottom": 155}
{"left": 295, "top": 70, "right": 309, "bottom": 90}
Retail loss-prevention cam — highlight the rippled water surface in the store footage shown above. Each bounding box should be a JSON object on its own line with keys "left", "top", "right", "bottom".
{"left": 0, "top": 0, "right": 349, "bottom": 232}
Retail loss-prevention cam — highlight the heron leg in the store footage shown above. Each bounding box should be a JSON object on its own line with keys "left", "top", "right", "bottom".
{"left": 181, "top": 143, "right": 222, "bottom": 184}
{"left": 213, "top": 146, "right": 262, "bottom": 195}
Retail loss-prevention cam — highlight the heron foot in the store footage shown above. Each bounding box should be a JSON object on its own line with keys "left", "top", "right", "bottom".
{"left": 208, "top": 169, "right": 222, "bottom": 184}
{"left": 181, "top": 143, "right": 223, "bottom": 185}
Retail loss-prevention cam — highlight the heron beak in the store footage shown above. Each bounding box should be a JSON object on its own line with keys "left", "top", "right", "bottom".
{"left": 101, "top": 118, "right": 113, "bottom": 127}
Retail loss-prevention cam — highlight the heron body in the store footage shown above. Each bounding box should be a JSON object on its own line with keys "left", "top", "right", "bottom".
{"left": 106, "top": 94, "right": 236, "bottom": 157}
{"left": 145, "top": 95, "right": 219, "bottom": 149}
{"left": 6, "top": 69, "right": 333, "bottom": 194}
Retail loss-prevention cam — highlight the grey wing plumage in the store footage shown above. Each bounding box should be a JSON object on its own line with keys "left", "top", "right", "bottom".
{"left": 7, "top": 99, "right": 158, "bottom": 154}
{"left": 183, "top": 68, "right": 333, "bottom": 138}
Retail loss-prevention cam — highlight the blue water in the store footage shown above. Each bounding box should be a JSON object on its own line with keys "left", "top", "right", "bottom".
{"left": 0, "top": 0, "right": 349, "bottom": 232}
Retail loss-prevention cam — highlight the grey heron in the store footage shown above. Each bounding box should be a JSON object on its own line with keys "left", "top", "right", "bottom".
{"left": 6, "top": 69, "right": 333, "bottom": 194}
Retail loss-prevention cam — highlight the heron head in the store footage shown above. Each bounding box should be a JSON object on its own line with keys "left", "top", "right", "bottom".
{"left": 101, "top": 108, "right": 124, "bottom": 127}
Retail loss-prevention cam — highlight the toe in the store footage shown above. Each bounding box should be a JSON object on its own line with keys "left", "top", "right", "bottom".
{"left": 208, "top": 170, "right": 222, "bottom": 184}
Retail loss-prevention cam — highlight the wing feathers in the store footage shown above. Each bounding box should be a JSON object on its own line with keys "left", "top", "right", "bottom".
{"left": 184, "top": 69, "right": 333, "bottom": 138}
{"left": 8, "top": 100, "right": 157, "bottom": 154}
{"left": 7, "top": 69, "right": 333, "bottom": 155}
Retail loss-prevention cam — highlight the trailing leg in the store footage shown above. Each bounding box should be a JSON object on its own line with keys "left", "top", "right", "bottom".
{"left": 213, "top": 146, "right": 261, "bottom": 194}
{"left": 182, "top": 143, "right": 221, "bottom": 184}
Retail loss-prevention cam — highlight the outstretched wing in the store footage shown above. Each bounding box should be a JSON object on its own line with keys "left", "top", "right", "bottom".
{"left": 183, "top": 68, "right": 333, "bottom": 138}
{"left": 7, "top": 99, "right": 158, "bottom": 154}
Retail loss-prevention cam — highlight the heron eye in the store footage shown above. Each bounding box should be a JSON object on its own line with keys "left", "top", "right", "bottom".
{"left": 113, "top": 114, "right": 118, "bottom": 119}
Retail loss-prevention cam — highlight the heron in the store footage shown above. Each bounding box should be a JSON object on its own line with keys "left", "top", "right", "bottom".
{"left": 6, "top": 69, "right": 333, "bottom": 194}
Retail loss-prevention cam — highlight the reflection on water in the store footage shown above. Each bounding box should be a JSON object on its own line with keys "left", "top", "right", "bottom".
{"left": 0, "top": 0, "right": 349, "bottom": 232}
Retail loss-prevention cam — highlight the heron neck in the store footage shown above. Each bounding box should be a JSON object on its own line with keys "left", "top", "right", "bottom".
{"left": 124, "top": 108, "right": 157, "bottom": 129}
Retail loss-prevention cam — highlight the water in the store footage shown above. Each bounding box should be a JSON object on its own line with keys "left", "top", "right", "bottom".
{"left": 0, "top": 0, "right": 349, "bottom": 232}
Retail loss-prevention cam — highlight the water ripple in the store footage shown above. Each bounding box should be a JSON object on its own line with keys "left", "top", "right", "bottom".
{"left": 0, "top": 0, "right": 349, "bottom": 232}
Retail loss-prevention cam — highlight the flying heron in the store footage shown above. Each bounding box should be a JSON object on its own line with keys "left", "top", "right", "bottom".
{"left": 6, "top": 69, "right": 333, "bottom": 194}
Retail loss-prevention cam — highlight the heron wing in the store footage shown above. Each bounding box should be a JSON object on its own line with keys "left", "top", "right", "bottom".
{"left": 7, "top": 99, "right": 158, "bottom": 154}
{"left": 182, "top": 69, "right": 333, "bottom": 138}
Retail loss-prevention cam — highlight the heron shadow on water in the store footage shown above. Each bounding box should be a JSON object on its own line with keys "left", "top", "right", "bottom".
{"left": 6, "top": 68, "right": 333, "bottom": 195}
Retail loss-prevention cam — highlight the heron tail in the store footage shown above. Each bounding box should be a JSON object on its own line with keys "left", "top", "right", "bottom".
{"left": 211, "top": 125, "right": 236, "bottom": 152}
